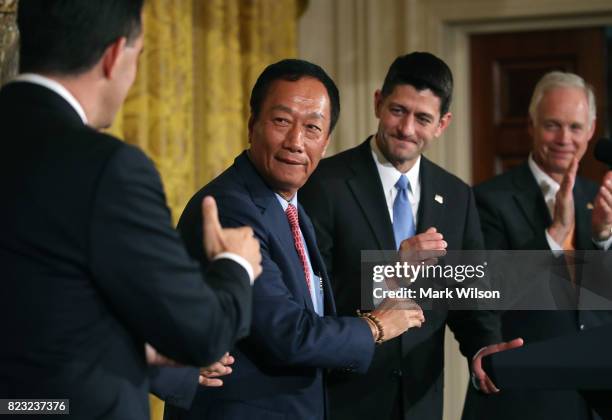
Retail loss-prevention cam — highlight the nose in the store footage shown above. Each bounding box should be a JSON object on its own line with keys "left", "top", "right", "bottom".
{"left": 398, "top": 115, "right": 416, "bottom": 138}
{"left": 558, "top": 126, "right": 572, "bottom": 145}
{"left": 283, "top": 124, "right": 304, "bottom": 153}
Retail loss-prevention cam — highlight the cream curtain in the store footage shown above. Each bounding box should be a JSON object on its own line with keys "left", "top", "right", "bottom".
{"left": 108, "top": 1, "right": 300, "bottom": 419}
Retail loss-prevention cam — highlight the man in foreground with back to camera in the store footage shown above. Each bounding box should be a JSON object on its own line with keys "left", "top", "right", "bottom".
{"left": 299, "top": 51, "right": 523, "bottom": 420}
{"left": 159, "top": 58, "right": 427, "bottom": 420}
{"left": 0, "top": 1, "right": 262, "bottom": 419}
{"left": 465, "top": 71, "right": 612, "bottom": 419}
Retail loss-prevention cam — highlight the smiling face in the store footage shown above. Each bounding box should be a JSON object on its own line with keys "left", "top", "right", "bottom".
{"left": 530, "top": 86, "right": 595, "bottom": 183}
{"left": 247, "top": 77, "right": 331, "bottom": 199}
{"left": 374, "top": 84, "right": 452, "bottom": 173}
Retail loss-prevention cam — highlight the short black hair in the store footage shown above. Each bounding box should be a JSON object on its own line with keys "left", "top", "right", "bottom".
{"left": 380, "top": 52, "right": 453, "bottom": 115}
{"left": 18, "top": 0, "right": 144, "bottom": 75}
{"left": 249, "top": 59, "right": 340, "bottom": 134}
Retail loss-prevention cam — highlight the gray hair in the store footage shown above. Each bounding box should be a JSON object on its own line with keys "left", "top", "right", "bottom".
{"left": 528, "top": 71, "right": 596, "bottom": 128}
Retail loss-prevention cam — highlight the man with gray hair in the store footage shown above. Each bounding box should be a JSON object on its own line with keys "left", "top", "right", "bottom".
{"left": 465, "top": 72, "right": 612, "bottom": 419}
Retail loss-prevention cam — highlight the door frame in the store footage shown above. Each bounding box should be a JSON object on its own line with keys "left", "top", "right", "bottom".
{"left": 404, "top": 0, "right": 612, "bottom": 184}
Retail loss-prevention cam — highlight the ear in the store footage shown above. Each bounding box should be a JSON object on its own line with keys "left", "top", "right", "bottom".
{"left": 586, "top": 118, "right": 597, "bottom": 142}
{"left": 101, "top": 37, "right": 127, "bottom": 79}
{"left": 374, "top": 89, "right": 384, "bottom": 119}
{"left": 321, "top": 134, "right": 331, "bottom": 158}
{"left": 434, "top": 112, "right": 453, "bottom": 138}
{"left": 527, "top": 117, "right": 535, "bottom": 139}
{"left": 247, "top": 115, "right": 255, "bottom": 143}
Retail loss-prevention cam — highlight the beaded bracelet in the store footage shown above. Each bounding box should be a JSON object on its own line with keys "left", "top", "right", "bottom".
{"left": 357, "top": 310, "right": 385, "bottom": 344}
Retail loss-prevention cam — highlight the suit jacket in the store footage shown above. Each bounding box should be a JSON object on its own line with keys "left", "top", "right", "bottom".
{"left": 163, "top": 152, "right": 375, "bottom": 420}
{"left": 299, "top": 138, "right": 501, "bottom": 420}
{"left": 0, "top": 82, "right": 252, "bottom": 420}
{"left": 466, "top": 162, "right": 611, "bottom": 420}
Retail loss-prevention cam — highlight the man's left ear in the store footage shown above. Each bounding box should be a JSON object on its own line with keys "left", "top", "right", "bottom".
{"left": 435, "top": 112, "right": 453, "bottom": 138}
{"left": 587, "top": 118, "right": 597, "bottom": 142}
{"left": 247, "top": 115, "right": 255, "bottom": 143}
{"left": 321, "top": 134, "right": 331, "bottom": 158}
{"left": 101, "top": 37, "right": 127, "bottom": 79}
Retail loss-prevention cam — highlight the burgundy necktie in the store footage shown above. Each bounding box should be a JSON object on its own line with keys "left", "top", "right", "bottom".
{"left": 285, "top": 204, "right": 312, "bottom": 290}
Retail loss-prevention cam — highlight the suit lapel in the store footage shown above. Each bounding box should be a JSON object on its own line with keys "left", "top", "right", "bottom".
{"left": 235, "top": 154, "right": 316, "bottom": 312}
{"left": 347, "top": 138, "right": 396, "bottom": 250}
{"left": 511, "top": 163, "right": 551, "bottom": 234}
{"left": 416, "top": 157, "right": 446, "bottom": 234}
{"left": 573, "top": 177, "right": 596, "bottom": 251}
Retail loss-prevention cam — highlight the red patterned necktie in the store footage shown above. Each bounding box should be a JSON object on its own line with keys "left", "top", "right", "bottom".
{"left": 285, "top": 204, "right": 312, "bottom": 290}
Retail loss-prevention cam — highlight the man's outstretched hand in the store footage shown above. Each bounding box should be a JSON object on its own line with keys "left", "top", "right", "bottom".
{"left": 472, "top": 337, "right": 524, "bottom": 394}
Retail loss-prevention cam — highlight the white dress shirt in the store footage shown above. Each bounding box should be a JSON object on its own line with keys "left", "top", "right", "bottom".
{"left": 370, "top": 136, "right": 421, "bottom": 224}
{"left": 13, "top": 73, "right": 88, "bottom": 124}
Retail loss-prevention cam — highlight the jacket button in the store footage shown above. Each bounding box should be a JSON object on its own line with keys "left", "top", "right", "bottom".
{"left": 392, "top": 369, "right": 402, "bottom": 377}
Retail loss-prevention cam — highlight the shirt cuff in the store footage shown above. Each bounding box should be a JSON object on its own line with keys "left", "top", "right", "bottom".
{"left": 593, "top": 235, "right": 612, "bottom": 251}
{"left": 544, "top": 229, "right": 564, "bottom": 256}
{"left": 213, "top": 252, "right": 255, "bottom": 285}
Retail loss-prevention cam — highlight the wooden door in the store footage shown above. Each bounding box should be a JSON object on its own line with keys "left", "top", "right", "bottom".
{"left": 470, "top": 28, "right": 608, "bottom": 184}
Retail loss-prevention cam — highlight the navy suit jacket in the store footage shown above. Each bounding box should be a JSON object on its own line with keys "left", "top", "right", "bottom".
{"left": 162, "top": 152, "right": 375, "bottom": 420}
{"left": 0, "top": 81, "right": 252, "bottom": 420}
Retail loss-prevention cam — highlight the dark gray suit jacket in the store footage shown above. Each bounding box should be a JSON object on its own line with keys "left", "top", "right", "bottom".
{"left": 0, "top": 81, "right": 252, "bottom": 420}
{"left": 300, "top": 138, "right": 501, "bottom": 420}
{"left": 465, "top": 162, "right": 610, "bottom": 420}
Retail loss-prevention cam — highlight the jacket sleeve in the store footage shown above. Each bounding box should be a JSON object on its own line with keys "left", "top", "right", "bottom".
{"left": 179, "top": 189, "right": 375, "bottom": 374}
{"left": 89, "top": 145, "right": 252, "bottom": 367}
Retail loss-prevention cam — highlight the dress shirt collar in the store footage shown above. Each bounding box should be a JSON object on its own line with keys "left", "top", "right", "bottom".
{"left": 528, "top": 153, "right": 560, "bottom": 199}
{"left": 275, "top": 192, "right": 299, "bottom": 212}
{"left": 528, "top": 153, "right": 560, "bottom": 218}
{"left": 12, "top": 73, "right": 88, "bottom": 124}
{"left": 370, "top": 135, "right": 421, "bottom": 197}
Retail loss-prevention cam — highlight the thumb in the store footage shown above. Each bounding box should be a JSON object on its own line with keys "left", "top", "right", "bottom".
{"left": 505, "top": 337, "right": 524, "bottom": 350}
{"left": 202, "top": 196, "right": 222, "bottom": 253}
{"left": 498, "top": 337, "right": 524, "bottom": 352}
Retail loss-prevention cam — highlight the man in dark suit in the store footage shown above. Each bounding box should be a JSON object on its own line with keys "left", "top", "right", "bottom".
{"left": 161, "top": 59, "right": 426, "bottom": 420}
{"left": 466, "top": 71, "right": 612, "bottom": 419}
{"left": 0, "top": 2, "right": 262, "bottom": 419}
{"left": 299, "top": 52, "right": 519, "bottom": 420}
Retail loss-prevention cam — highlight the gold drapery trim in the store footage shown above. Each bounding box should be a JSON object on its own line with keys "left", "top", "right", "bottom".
{"left": 0, "top": 0, "right": 18, "bottom": 86}
{"left": 0, "top": 0, "right": 17, "bottom": 13}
